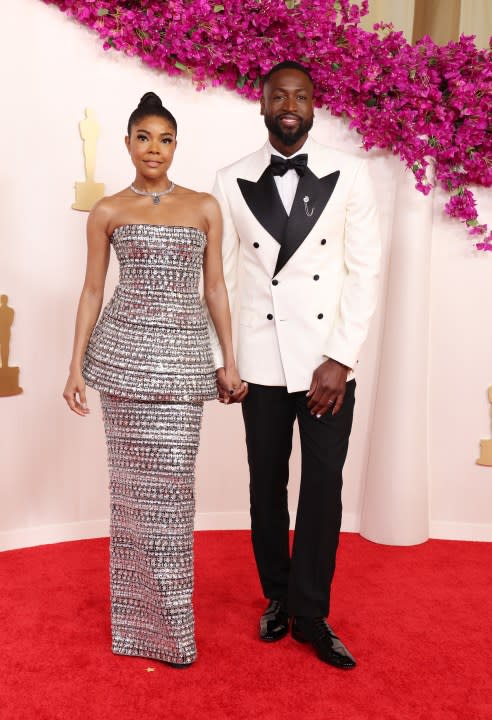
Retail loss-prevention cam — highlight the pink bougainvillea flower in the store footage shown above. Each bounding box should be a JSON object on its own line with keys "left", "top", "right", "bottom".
{"left": 42, "top": 0, "right": 492, "bottom": 248}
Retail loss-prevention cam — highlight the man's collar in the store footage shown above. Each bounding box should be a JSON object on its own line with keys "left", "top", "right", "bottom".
{"left": 267, "top": 136, "right": 310, "bottom": 160}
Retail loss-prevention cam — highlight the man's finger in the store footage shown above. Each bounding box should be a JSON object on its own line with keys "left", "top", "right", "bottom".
{"left": 306, "top": 375, "right": 317, "bottom": 398}
{"left": 233, "top": 383, "right": 249, "bottom": 402}
{"left": 307, "top": 385, "right": 326, "bottom": 411}
{"left": 331, "top": 393, "right": 345, "bottom": 416}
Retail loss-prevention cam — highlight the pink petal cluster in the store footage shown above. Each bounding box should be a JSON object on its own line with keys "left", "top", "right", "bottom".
{"left": 43, "top": 0, "right": 492, "bottom": 249}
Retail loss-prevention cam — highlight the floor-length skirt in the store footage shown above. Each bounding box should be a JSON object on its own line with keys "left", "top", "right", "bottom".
{"left": 100, "top": 393, "right": 204, "bottom": 664}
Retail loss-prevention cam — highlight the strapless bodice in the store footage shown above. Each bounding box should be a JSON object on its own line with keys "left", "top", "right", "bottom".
{"left": 83, "top": 224, "right": 217, "bottom": 402}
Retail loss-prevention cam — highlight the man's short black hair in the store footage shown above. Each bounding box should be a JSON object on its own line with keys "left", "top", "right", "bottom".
{"left": 262, "top": 61, "right": 314, "bottom": 88}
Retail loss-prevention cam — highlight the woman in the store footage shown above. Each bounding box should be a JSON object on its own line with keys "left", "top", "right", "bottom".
{"left": 63, "top": 92, "right": 247, "bottom": 668}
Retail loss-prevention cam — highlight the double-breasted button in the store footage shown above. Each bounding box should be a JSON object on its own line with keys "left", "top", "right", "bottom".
{"left": 272, "top": 279, "right": 278, "bottom": 286}
{"left": 317, "top": 313, "right": 324, "bottom": 319}
{"left": 267, "top": 313, "right": 273, "bottom": 320}
{"left": 253, "top": 242, "right": 260, "bottom": 248}
{"left": 313, "top": 274, "right": 320, "bottom": 281}
{"left": 321, "top": 239, "right": 327, "bottom": 245}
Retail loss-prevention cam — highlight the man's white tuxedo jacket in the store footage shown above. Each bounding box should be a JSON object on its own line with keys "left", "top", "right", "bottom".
{"left": 211, "top": 136, "right": 380, "bottom": 393}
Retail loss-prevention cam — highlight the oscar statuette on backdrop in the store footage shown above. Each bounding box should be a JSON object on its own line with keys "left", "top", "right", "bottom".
{"left": 72, "top": 107, "right": 105, "bottom": 211}
{"left": 476, "top": 387, "right": 492, "bottom": 467}
{"left": 0, "top": 295, "right": 22, "bottom": 397}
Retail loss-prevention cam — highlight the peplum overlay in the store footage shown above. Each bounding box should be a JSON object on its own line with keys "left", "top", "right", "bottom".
{"left": 83, "top": 224, "right": 217, "bottom": 402}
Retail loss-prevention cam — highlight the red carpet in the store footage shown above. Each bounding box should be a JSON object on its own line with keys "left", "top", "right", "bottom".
{"left": 1, "top": 531, "right": 491, "bottom": 720}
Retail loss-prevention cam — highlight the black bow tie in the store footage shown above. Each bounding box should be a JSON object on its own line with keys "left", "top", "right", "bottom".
{"left": 269, "top": 153, "right": 308, "bottom": 177}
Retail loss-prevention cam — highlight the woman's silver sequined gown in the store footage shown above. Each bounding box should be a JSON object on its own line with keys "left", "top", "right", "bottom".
{"left": 83, "top": 224, "right": 216, "bottom": 664}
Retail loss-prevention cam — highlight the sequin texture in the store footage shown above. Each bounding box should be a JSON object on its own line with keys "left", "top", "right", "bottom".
{"left": 101, "top": 394, "right": 203, "bottom": 664}
{"left": 82, "top": 224, "right": 218, "bottom": 664}
{"left": 83, "top": 224, "right": 217, "bottom": 402}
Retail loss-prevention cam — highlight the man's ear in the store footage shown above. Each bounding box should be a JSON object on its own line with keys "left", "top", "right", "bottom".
{"left": 125, "top": 135, "right": 130, "bottom": 152}
{"left": 260, "top": 97, "right": 265, "bottom": 116}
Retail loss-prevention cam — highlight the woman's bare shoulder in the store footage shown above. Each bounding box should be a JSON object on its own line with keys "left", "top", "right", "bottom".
{"left": 175, "top": 186, "right": 219, "bottom": 211}
{"left": 88, "top": 188, "right": 134, "bottom": 229}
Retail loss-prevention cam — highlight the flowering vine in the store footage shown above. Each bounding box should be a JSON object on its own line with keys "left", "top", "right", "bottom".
{"left": 44, "top": 0, "right": 492, "bottom": 249}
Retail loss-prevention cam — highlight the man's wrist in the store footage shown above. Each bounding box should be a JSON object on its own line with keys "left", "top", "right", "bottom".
{"left": 324, "top": 357, "right": 350, "bottom": 372}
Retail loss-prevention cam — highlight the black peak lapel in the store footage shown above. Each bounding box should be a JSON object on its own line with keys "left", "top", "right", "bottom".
{"left": 237, "top": 168, "right": 288, "bottom": 244}
{"left": 274, "top": 169, "right": 340, "bottom": 276}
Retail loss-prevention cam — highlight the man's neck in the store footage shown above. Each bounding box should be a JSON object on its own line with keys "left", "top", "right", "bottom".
{"left": 268, "top": 133, "right": 309, "bottom": 157}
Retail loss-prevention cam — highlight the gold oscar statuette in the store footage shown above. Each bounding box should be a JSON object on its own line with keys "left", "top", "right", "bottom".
{"left": 72, "top": 107, "right": 105, "bottom": 211}
{"left": 477, "top": 387, "right": 492, "bottom": 467}
{"left": 0, "top": 294, "right": 23, "bottom": 397}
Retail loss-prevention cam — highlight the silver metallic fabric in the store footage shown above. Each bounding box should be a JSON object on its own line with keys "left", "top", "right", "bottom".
{"left": 82, "top": 224, "right": 218, "bottom": 663}
{"left": 83, "top": 224, "right": 217, "bottom": 402}
{"left": 101, "top": 394, "right": 203, "bottom": 664}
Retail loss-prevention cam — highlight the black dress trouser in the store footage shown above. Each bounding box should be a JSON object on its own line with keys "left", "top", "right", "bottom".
{"left": 242, "top": 379, "right": 356, "bottom": 618}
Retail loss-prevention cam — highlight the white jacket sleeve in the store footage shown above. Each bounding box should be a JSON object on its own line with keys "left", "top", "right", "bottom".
{"left": 323, "top": 158, "right": 381, "bottom": 369}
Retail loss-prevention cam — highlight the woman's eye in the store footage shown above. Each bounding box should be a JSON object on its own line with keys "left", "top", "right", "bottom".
{"left": 162, "top": 138, "right": 172, "bottom": 144}
{"left": 137, "top": 134, "right": 148, "bottom": 141}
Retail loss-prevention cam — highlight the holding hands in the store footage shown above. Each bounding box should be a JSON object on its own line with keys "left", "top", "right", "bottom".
{"left": 216, "top": 366, "right": 248, "bottom": 404}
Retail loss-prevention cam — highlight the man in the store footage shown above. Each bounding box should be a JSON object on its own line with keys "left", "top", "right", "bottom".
{"left": 211, "top": 61, "right": 380, "bottom": 669}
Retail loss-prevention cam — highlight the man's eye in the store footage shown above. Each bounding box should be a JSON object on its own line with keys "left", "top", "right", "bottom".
{"left": 297, "top": 95, "right": 307, "bottom": 101}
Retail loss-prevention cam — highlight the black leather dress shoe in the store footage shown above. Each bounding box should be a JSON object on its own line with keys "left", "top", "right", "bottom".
{"left": 259, "top": 599, "right": 289, "bottom": 642}
{"left": 292, "top": 617, "right": 356, "bottom": 669}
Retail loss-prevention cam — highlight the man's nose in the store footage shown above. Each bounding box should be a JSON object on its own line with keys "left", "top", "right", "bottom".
{"left": 283, "top": 95, "right": 298, "bottom": 112}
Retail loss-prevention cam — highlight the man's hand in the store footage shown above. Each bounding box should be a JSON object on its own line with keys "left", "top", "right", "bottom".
{"left": 307, "top": 358, "right": 349, "bottom": 417}
{"left": 216, "top": 367, "right": 248, "bottom": 404}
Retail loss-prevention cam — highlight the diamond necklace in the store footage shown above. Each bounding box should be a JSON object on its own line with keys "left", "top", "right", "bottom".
{"left": 130, "top": 181, "right": 175, "bottom": 205}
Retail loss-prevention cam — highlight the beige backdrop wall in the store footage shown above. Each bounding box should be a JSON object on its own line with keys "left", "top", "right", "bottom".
{"left": 1, "top": 0, "right": 491, "bottom": 550}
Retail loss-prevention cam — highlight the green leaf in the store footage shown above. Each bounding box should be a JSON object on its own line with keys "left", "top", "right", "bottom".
{"left": 366, "top": 97, "right": 377, "bottom": 107}
{"left": 97, "top": 8, "right": 109, "bottom": 16}
{"left": 285, "top": 0, "right": 299, "bottom": 8}
{"left": 408, "top": 68, "right": 416, "bottom": 80}
{"left": 236, "top": 74, "right": 247, "bottom": 89}
{"left": 254, "top": 76, "right": 261, "bottom": 89}
{"left": 466, "top": 218, "right": 478, "bottom": 226}
{"left": 213, "top": 4, "right": 224, "bottom": 12}
{"left": 175, "top": 61, "right": 189, "bottom": 72}
{"left": 331, "top": 62, "right": 341, "bottom": 71}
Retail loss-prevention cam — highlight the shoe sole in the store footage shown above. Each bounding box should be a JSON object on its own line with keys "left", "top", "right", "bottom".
{"left": 260, "top": 628, "right": 289, "bottom": 642}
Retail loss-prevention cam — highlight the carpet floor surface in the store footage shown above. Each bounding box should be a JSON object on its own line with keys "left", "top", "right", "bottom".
{"left": 1, "top": 531, "right": 491, "bottom": 720}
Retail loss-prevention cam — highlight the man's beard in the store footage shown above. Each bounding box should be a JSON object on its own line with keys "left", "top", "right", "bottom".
{"left": 264, "top": 112, "right": 313, "bottom": 146}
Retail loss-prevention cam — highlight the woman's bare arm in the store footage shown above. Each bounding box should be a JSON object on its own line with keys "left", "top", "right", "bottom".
{"left": 63, "top": 201, "right": 112, "bottom": 415}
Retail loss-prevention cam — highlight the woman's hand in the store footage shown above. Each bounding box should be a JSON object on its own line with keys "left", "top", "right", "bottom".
{"left": 63, "top": 370, "right": 90, "bottom": 416}
{"left": 216, "top": 366, "right": 248, "bottom": 404}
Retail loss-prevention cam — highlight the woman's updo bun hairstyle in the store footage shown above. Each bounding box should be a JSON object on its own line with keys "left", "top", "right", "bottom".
{"left": 127, "top": 91, "right": 178, "bottom": 136}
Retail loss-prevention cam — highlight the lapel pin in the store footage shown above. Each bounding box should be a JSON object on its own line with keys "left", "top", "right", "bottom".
{"left": 303, "top": 195, "right": 314, "bottom": 217}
